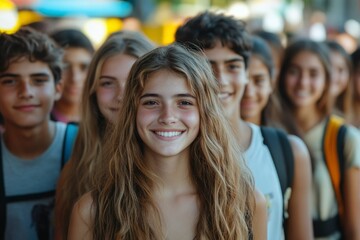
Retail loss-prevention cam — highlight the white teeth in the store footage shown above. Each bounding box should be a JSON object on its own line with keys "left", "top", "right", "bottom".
{"left": 295, "top": 91, "right": 308, "bottom": 97}
{"left": 218, "top": 93, "right": 230, "bottom": 99}
{"left": 155, "top": 131, "right": 182, "bottom": 137}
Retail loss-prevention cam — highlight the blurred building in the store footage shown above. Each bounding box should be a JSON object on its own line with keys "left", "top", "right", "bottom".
{"left": 1, "top": 0, "right": 360, "bottom": 47}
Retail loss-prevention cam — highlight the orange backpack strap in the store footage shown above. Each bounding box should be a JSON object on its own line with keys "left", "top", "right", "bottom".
{"left": 323, "top": 115, "right": 347, "bottom": 225}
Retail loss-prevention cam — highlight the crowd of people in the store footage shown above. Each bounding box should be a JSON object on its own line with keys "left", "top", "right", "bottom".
{"left": 0, "top": 10, "right": 360, "bottom": 240}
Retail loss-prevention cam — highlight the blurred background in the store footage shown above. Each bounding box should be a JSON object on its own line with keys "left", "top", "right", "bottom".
{"left": 1, "top": 0, "right": 359, "bottom": 52}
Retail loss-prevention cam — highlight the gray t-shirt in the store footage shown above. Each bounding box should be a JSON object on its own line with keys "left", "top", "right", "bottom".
{"left": 2, "top": 122, "right": 67, "bottom": 240}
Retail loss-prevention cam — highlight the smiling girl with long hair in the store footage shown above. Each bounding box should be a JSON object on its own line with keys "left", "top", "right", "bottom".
{"left": 68, "top": 44, "right": 263, "bottom": 240}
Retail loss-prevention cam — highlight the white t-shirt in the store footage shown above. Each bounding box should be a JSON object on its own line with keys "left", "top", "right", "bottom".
{"left": 245, "top": 123, "right": 284, "bottom": 240}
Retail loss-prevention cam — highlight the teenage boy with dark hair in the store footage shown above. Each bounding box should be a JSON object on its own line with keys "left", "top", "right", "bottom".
{"left": 50, "top": 29, "right": 94, "bottom": 123}
{"left": 0, "top": 27, "right": 78, "bottom": 239}
{"left": 176, "top": 11, "right": 313, "bottom": 240}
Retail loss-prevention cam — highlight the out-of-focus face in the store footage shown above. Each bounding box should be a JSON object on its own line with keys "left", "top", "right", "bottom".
{"left": 241, "top": 56, "right": 272, "bottom": 124}
{"left": 0, "top": 57, "right": 61, "bottom": 129}
{"left": 203, "top": 42, "right": 248, "bottom": 119}
{"left": 329, "top": 51, "right": 350, "bottom": 97}
{"left": 96, "top": 53, "right": 137, "bottom": 123}
{"left": 60, "top": 47, "right": 92, "bottom": 106}
{"left": 284, "top": 51, "right": 326, "bottom": 110}
{"left": 353, "top": 66, "right": 360, "bottom": 101}
{"left": 137, "top": 69, "right": 200, "bottom": 160}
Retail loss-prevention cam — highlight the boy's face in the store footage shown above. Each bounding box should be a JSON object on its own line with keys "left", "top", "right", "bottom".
{"left": 0, "top": 57, "right": 61, "bottom": 128}
{"left": 60, "top": 47, "right": 92, "bottom": 106}
{"left": 203, "top": 41, "right": 248, "bottom": 119}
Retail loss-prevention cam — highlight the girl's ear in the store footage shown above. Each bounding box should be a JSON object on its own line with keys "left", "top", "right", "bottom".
{"left": 54, "top": 79, "right": 63, "bottom": 101}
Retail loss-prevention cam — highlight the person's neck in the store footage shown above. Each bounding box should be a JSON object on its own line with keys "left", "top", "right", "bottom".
{"left": 228, "top": 112, "right": 252, "bottom": 150}
{"left": 53, "top": 101, "right": 80, "bottom": 122}
{"left": 328, "top": 95, "right": 336, "bottom": 111}
{"left": 351, "top": 101, "right": 360, "bottom": 127}
{"left": 353, "top": 99, "right": 360, "bottom": 114}
{"left": 243, "top": 115, "right": 261, "bottom": 126}
{"left": 146, "top": 152, "right": 196, "bottom": 198}
{"left": 3, "top": 121, "right": 56, "bottom": 159}
{"left": 294, "top": 106, "right": 324, "bottom": 133}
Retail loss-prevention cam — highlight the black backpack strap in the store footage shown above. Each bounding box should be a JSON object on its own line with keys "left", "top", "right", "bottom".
{"left": 6, "top": 190, "right": 55, "bottom": 203}
{"left": 313, "top": 215, "right": 341, "bottom": 237}
{"left": 61, "top": 122, "right": 79, "bottom": 168}
{"left": 277, "top": 130, "right": 295, "bottom": 197}
{"left": 261, "top": 127, "right": 287, "bottom": 194}
{"left": 260, "top": 126, "right": 295, "bottom": 221}
{"left": 337, "top": 125, "right": 347, "bottom": 189}
{"left": 0, "top": 139, "right": 5, "bottom": 238}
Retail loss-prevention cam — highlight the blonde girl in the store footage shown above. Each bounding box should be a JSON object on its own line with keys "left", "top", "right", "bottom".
{"left": 54, "top": 31, "right": 155, "bottom": 239}
{"left": 68, "top": 44, "right": 262, "bottom": 240}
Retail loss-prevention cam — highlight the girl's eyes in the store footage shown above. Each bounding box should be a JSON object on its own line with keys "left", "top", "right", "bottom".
{"left": 179, "top": 100, "right": 194, "bottom": 106}
{"left": 100, "top": 81, "right": 112, "bottom": 87}
{"left": 309, "top": 70, "right": 319, "bottom": 78}
{"left": 142, "top": 100, "right": 158, "bottom": 106}
{"left": 253, "top": 77, "right": 266, "bottom": 85}
{"left": 141, "top": 99, "right": 195, "bottom": 107}
{"left": 287, "top": 67, "right": 299, "bottom": 75}
{"left": 310, "top": 73, "right": 318, "bottom": 78}
{"left": 99, "top": 79, "right": 116, "bottom": 87}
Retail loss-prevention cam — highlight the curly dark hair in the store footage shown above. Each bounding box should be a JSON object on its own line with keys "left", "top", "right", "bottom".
{"left": 175, "top": 11, "right": 252, "bottom": 68}
{"left": 0, "top": 27, "right": 63, "bottom": 83}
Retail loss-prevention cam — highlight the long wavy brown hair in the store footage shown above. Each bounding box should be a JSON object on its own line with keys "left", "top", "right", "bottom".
{"left": 57, "top": 31, "right": 155, "bottom": 238}
{"left": 277, "top": 39, "right": 332, "bottom": 136}
{"left": 92, "top": 44, "right": 255, "bottom": 239}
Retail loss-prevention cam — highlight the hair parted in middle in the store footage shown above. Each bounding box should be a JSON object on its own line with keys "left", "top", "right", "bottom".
{"left": 175, "top": 11, "right": 252, "bottom": 68}
{"left": 277, "top": 39, "right": 332, "bottom": 135}
{"left": 248, "top": 35, "right": 283, "bottom": 127}
{"left": 57, "top": 30, "right": 155, "bottom": 237}
{"left": 325, "top": 40, "right": 353, "bottom": 114}
{"left": 93, "top": 44, "right": 255, "bottom": 239}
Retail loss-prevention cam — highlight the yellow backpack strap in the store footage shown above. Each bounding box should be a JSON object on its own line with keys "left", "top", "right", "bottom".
{"left": 323, "top": 115, "right": 346, "bottom": 223}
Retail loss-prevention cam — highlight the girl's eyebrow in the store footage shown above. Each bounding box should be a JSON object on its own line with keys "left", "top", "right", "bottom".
{"left": 140, "top": 93, "right": 196, "bottom": 99}
{"left": 99, "top": 75, "right": 117, "bottom": 80}
{"left": 140, "top": 93, "right": 159, "bottom": 99}
{"left": 176, "top": 93, "right": 196, "bottom": 98}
